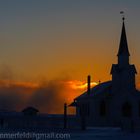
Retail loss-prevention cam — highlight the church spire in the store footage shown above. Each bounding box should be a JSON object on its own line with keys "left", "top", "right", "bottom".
{"left": 117, "top": 16, "right": 130, "bottom": 66}
{"left": 117, "top": 17, "right": 130, "bottom": 56}
{"left": 111, "top": 14, "right": 137, "bottom": 92}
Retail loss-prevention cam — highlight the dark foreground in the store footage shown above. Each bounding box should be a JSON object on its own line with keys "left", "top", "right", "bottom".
{"left": 0, "top": 127, "right": 140, "bottom": 140}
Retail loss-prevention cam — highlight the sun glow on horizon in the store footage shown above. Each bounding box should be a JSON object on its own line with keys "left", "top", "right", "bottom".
{"left": 67, "top": 80, "right": 97, "bottom": 90}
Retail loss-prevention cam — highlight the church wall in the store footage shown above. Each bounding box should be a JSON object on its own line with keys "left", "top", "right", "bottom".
{"left": 109, "top": 94, "right": 140, "bottom": 126}
{"left": 112, "top": 72, "right": 121, "bottom": 92}
{"left": 112, "top": 68, "right": 136, "bottom": 93}
{"left": 76, "top": 95, "right": 114, "bottom": 126}
{"left": 76, "top": 90, "right": 140, "bottom": 127}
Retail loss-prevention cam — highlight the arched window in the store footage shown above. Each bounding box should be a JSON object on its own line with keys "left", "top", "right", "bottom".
{"left": 100, "top": 100, "right": 106, "bottom": 117}
{"left": 122, "top": 102, "right": 132, "bottom": 117}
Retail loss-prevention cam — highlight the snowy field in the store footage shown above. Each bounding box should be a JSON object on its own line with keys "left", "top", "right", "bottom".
{"left": 70, "top": 127, "right": 140, "bottom": 140}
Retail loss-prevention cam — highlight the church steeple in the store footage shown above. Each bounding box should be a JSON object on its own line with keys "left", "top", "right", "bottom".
{"left": 111, "top": 15, "right": 137, "bottom": 92}
{"left": 117, "top": 17, "right": 130, "bottom": 66}
{"left": 117, "top": 17, "right": 130, "bottom": 56}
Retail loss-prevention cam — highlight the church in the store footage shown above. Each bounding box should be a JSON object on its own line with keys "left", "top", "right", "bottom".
{"left": 70, "top": 18, "right": 140, "bottom": 129}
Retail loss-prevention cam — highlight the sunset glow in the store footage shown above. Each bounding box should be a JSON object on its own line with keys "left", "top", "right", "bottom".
{"left": 67, "top": 80, "right": 97, "bottom": 90}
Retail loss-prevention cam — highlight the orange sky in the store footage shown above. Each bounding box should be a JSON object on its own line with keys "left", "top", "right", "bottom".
{"left": 1, "top": 1, "right": 140, "bottom": 85}
{"left": 1, "top": 1, "right": 140, "bottom": 113}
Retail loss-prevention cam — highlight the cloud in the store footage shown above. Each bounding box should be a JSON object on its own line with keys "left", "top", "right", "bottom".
{"left": 0, "top": 84, "right": 31, "bottom": 110}
{"left": 0, "top": 78, "right": 89, "bottom": 114}
{"left": 0, "top": 64, "right": 96, "bottom": 114}
{"left": 29, "top": 79, "right": 69, "bottom": 114}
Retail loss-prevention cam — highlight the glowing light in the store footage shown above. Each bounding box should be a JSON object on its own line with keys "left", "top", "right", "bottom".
{"left": 67, "top": 80, "right": 97, "bottom": 90}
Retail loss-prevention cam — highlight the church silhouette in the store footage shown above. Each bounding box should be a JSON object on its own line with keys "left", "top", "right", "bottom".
{"left": 70, "top": 17, "right": 140, "bottom": 130}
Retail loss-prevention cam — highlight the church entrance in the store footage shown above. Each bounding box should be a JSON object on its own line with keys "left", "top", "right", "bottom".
{"left": 122, "top": 102, "right": 132, "bottom": 117}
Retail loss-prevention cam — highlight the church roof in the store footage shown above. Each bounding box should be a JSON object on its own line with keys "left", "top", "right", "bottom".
{"left": 74, "top": 81, "right": 112, "bottom": 100}
{"left": 22, "top": 106, "right": 39, "bottom": 113}
{"left": 22, "top": 106, "right": 39, "bottom": 116}
{"left": 117, "top": 19, "right": 130, "bottom": 56}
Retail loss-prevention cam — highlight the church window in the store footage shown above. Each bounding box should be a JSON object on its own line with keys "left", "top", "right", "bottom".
{"left": 87, "top": 103, "right": 90, "bottom": 116}
{"left": 122, "top": 102, "right": 132, "bottom": 117}
{"left": 79, "top": 103, "right": 90, "bottom": 116}
{"left": 100, "top": 100, "right": 106, "bottom": 117}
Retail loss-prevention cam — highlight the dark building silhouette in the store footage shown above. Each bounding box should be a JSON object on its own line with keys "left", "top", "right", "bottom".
{"left": 70, "top": 18, "right": 140, "bottom": 129}
{"left": 22, "top": 106, "right": 39, "bottom": 116}
{"left": 0, "top": 108, "right": 68, "bottom": 129}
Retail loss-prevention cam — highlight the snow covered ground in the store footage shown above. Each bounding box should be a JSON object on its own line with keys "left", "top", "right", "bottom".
{"left": 71, "top": 127, "right": 140, "bottom": 140}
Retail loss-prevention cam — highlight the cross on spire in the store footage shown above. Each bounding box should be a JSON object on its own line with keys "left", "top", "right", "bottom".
{"left": 120, "top": 11, "right": 125, "bottom": 22}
